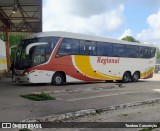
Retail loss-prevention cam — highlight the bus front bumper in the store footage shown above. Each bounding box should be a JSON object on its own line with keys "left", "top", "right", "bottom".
{"left": 16, "top": 75, "right": 30, "bottom": 84}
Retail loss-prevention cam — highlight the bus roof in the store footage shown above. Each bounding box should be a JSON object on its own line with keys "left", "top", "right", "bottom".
{"left": 24, "top": 31, "right": 155, "bottom": 48}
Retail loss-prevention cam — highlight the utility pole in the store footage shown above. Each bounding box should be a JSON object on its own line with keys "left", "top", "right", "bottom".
{"left": 5, "top": 27, "right": 10, "bottom": 71}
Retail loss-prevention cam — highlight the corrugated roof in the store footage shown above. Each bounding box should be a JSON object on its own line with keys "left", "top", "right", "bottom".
{"left": 0, "top": 0, "right": 42, "bottom": 33}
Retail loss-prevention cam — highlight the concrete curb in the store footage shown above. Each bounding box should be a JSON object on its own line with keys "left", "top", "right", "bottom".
{"left": 24, "top": 98, "right": 160, "bottom": 122}
{"left": 33, "top": 85, "right": 118, "bottom": 95}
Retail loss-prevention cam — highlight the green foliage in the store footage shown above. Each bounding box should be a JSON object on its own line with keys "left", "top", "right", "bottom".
{"left": 0, "top": 34, "right": 5, "bottom": 41}
{"left": 0, "top": 34, "right": 25, "bottom": 63}
{"left": 122, "top": 36, "right": 140, "bottom": 43}
{"left": 20, "top": 93, "right": 55, "bottom": 101}
{"left": 139, "top": 128, "right": 152, "bottom": 131}
{"left": 122, "top": 113, "right": 128, "bottom": 116}
{"left": 9, "top": 35, "right": 24, "bottom": 47}
{"left": 10, "top": 48, "right": 17, "bottom": 63}
{"left": 156, "top": 48, "right": 160, "bottom": 59}
{"left": 0, "top": 34, "right": 24, "bottom": 46}
{"left": 9, "top": 35, "right": 25, "bottom": 63}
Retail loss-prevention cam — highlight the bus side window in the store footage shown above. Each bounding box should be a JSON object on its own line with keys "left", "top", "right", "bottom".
{"left": 139, "top": 46, "right": 150, "bottom": 58}
{"left": 56, "top": 38, "right": 79, "bottom": 57}
{"left": 92, "top": 41, "right": 96, "bottom": 56}
{"left": 126, "top": 45, "right": 138, "bottom": 58}
{"left": 80, "top": 40, "right": 96, "bottom": 56}
{"left": 113, "top": 43, "right": 126, "bottom": 57}
{"left": 97, "top": 42, "right": 112, "bottom": 56}
{"left": 71, "top": 39, "right": 80, "bottom": 55}
{"left": 146, "top": 47, "right": 156, "bottom": 58}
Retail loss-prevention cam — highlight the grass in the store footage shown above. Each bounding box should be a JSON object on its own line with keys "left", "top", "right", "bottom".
{"left": 20, "top": 92, "right": 55, "bottom": 101}
{"left": 19, "top": 129, "right": 32, "bottom": 131}
{"left": 139, "top": 128, "right": 152, "bottom": 131}
{"left": 122, "top": 113, "right": 128, "bottom": 116}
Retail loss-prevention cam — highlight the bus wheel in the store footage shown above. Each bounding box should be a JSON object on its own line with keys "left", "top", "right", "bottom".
{"left": 122, "top": 72, "right": 131, "bottom": 83}
{"left": 52, "top": 72, "right": 65, "bottom": 86}
{"left": 132, "top": 72, "right": 140, "bottom": 82}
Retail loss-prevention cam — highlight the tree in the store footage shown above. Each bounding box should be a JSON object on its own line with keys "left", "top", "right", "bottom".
{"left": 0, "top": 34, "right": 25, "bottom": 62}
{"left": 122, "top": 36, "right": 139, "bottom": 43}
{"left": 156, "top": 48, "right": 160, "bottom": 59}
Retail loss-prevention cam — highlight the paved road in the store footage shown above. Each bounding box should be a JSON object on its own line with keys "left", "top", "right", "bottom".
{"left": 0, "top": 75, "right": 160, "bottom": 122}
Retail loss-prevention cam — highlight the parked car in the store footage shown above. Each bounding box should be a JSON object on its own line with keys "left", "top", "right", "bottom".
{"left": 155, "top": 64, "right": 160, "bottom": 73}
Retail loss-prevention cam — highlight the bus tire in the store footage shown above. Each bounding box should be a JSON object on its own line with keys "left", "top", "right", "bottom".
{"left": 132, "top": 71, "right": 140, "bottom": 82}
{"left": 122, "top": 72, "right": 131, "bottom": 83}
{"left": 52, "top": 72, "right": 65, "bottom": 86}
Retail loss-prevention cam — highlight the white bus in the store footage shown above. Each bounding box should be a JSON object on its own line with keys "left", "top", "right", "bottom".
{"left": 0, "top": 39, "right": 7, "bottom": 80}
{"left": 14, "top": 31, "right": 156, "bottom": 85}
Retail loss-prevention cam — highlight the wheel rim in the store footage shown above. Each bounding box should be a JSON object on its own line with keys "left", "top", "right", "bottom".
{"left": 55, "top": 76, "right": 62, "bottom": 84}
{"left": 124, "top": 75, "right": 129, "bottom": 81}
{"left": 124, "top": 73, "right": 130, "bottom": 82}
{"left": 134, "top": 73, "right": 139, "bottom": 81}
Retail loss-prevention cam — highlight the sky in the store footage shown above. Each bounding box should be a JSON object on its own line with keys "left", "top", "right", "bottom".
{"left": 43, "top": 0, "right": 160, "bottom": 47}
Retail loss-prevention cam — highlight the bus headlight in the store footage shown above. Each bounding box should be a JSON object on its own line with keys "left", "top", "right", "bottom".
{"left": 24, "top": 70, "right": 36, "bottom": 75}
{"left": 24, "top": 72, "right": 29, "bottom": 75}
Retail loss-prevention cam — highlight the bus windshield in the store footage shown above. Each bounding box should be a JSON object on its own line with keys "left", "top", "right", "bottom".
{"left": 15, "top": 39, "right": 36, "bottom": 70}
{"left": 15, "top": 37, "right": 59, "bottom": 70}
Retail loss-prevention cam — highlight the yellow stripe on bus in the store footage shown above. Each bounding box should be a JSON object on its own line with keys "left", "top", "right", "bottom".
{"left": 140, "top": 67, "right": 154, "bottom": 78}
{"left": 97, "top": 71, "right": 122, "bottom": 80}
{"left": 0, "top": 59, "right": 7, "bottom": 64}
{"left": 74, "top": 55, "right": 121, "bottom": 80}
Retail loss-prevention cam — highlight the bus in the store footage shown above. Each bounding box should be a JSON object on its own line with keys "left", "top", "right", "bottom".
{"left": 14, "top": 31, "right": 156, "bottom": 85}
{"left": 0, "top": 39, "right": 7, "bottom": 80}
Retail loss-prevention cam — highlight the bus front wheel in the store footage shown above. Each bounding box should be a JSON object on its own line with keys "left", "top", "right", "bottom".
{"left": 122, "top": 72, "right": 131, "bottom": 83}
{"left": 52, "top": 72, "right": 65, "bottom": 86}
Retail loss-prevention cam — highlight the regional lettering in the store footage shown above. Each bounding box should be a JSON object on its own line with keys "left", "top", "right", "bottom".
{"left": 97, "top": 57, "right": 120, "bottom": 65}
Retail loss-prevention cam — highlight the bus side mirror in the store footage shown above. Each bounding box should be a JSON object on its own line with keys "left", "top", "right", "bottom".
{"left": 25, "top": 42, "right": 47, "bottom": 55}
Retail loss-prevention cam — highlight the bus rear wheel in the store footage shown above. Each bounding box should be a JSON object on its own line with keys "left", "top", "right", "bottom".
{"left": 132, "top": 72, "right": 140, "bottom": 82}
{"left": 122, "top": 72, "right": 131, "bottom": 83}
{"left": 52, "top": 72, "right": 65, "bottom": 86}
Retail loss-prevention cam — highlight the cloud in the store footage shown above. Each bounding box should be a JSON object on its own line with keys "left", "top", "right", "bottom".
{"left": 137, "top": 10, "right": 160, "bottom": 45}
{"left": 43, "top": 0, "right": 125, "bottom": 36}
{"left": 70, "top": 0, "right": 125, "bottom": 17}
{"left": 147, "top": 11, "right": 160, "bottom": 29}
{"left": 118, "top": 28, "right": 133, "bottom": 39}
{"left": 125, "top": 0, "right": 160, "bottom": 8}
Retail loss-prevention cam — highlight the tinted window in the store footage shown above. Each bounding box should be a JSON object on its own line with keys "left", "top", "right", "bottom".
{"left": 57, "top": 38, "right": 79, "bottom": 57}
{"left": 113, "top": 44, "right": 126, "bottom": 57}
{"left": 80, "top": 40, "right": 96, "bottom": 55}
{"left": 147, "top": 47, "right": 156, "bottom": 58}
{"left": 32, "top": 45, "right": 47, "bottom": 66}
{"left": 126, "top": 45, "right": 138, "bottom": 58}
{"left": 97, "top": 42, "right": 112, "bottom": 56}
{"left": 37, "top": 37, "right": 59, "bottom": 50}
{"left": 139, "top": 46, "right": 146, "bottom": 58}
{"left": 139, "top": 46, "right": 156, "bottom": 58}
